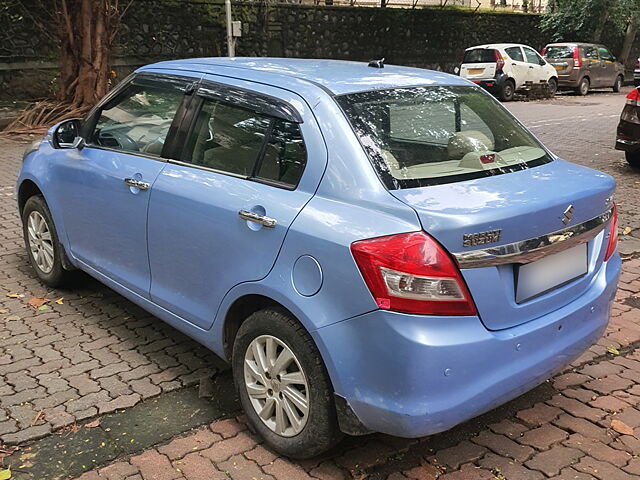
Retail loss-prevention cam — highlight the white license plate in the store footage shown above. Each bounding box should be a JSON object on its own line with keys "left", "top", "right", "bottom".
{"left": 515, "top": 243, "right": 588, "bottom": 304}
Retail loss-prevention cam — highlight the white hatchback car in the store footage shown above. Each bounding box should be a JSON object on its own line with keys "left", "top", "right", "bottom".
{"left": 459, "top": 43, "right": 558, "bottom": 101}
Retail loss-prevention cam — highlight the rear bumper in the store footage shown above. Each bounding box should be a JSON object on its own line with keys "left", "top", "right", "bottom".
{"left": 313, "top": 254, "right": 620, "bottom": 438}
{"left": 616, "top": 117, "right": 640, "bottom": 152}
{"left": 468, "top": 73, "right": 507, "bottom": 94}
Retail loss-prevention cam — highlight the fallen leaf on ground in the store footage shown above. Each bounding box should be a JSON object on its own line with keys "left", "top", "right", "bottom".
{"left": 5, "top": 294, "right": 19, "bottom": 299}
{"left": 29, "top": 411, "right": 43, "bottom": 427}
{"left": 36, "top": 305, "right": 49, "bottom": 311}
{"left": 0, "top": 468, "right": 11, "bottom": 479}
{"left": 27, "top": 298, "right": 48, "bottom": 309}
{"left": 623, "top": 227, "right": 632, "bottom": 236}
{"left": 54, "top": 298, "right": 64, "bottom": 305}
{"left": 85, "top": 419, "right": 101, "bottom": 428}
{"left": 0, "top": 310, "right": 7, "bottom": 314}
{"left": 612, "top": 419, "right": 635, "bottom": 435}
{"left": 607, "top": 347, "right": 620, "bottom": 355}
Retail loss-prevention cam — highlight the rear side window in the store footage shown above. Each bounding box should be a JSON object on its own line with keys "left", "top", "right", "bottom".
{"left": 463, "top": 49, "right": 496, "bottom": 64}
{"left": 183, "top": 98, "right": 306, "bottom": 187}
{"left": 585, "top": 47, "right": 598, "bottom": 59}
{"left": 544, "top": 46, "right": 574, "bottom": 59}
{"left": 90, "top": 85, "right": 183, "bottom": 156}
{"left": 505, "top": 47, "right": 524, "bottom": 62}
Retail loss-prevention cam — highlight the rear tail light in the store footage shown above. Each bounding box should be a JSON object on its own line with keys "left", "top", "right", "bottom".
{"left": 494, "top": 49, "right": 505, "bottom": 72}
{"left": 541, "top": 47, "right": 547, "bottom": 56}
{"left": 350, "top": 231, "right": 477, "bottom": 316}
{"left": 604, "top": 204, "right": 618, "bottom": 261}
{"left": 573, "top": 47, "right": 582, "bottom": 68}
{"left": 626, "top": 88, "right": 640, "bottom": 106}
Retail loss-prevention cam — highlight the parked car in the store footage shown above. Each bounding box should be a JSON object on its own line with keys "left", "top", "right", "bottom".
{"left": 18, "top": 58, "right": 620, "bottom": 458}
{"left": 615, "top": 86, "right": 640, "bottom": 167}
{"left": 459, "top": 43, "right": 558, "bottom": 101}
{"left": 542, "top": 42, "right": 624, "bottom": 95}
{"left": 634, "top": 58, "right": 640, "bottom": 86}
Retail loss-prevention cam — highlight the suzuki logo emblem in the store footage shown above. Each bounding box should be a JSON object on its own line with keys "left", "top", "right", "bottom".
{"left": 562, "top": 205, "right": 574, "bottom": 225}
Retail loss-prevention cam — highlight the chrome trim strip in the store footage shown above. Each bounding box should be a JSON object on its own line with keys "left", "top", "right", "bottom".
{"left": 454, "top": 208, "right": 613, "bottom": 269}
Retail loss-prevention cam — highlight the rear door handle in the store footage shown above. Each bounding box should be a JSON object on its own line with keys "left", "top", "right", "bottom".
{"left": 124, "top": 178, "right": 150, "bottom": 190}
{"left": 238, "top": 210, "right": 277, "bottom": 228}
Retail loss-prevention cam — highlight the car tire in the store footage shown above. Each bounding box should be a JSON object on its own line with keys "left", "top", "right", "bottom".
{"left": 576, "top": 77, "right": 590, "bottom": 96}
{"left": 613, "top": 75, "right": 624, "bottom": 92}
{"left": 548, "top": 77, "right": 558, "bottom": 96}
{"left": 625, "top": 151, "right": 640, "bottom": 168}
{"left": 21, "top": 195, "right": 74, "bottom": 288}
{"left": 500, "top": 80, "right": 515, "bottom": 102}
{"left": 232, "top": 308, "right": 343, "bottom": 458}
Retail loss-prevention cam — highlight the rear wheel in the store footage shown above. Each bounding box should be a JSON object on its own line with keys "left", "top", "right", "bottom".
{"left": 613, "top": 75, "right": 624, "bottom": 92}
{"left": 625, "top": 151, "right": 640, "bottom": 168}
{"left": 21, "top": 195, "right": 73, "bottom": 287}
{"left": 500, "top": 79, "right": 515, "bottom": 102}
{"left": 576, "top": 77, "right": 590, "bottom": 96}
{"left": 232, "top": 308, "right": 343, "bottom": 458}
{"left": 547, "top": 77, "right": 558, "bottom": 96}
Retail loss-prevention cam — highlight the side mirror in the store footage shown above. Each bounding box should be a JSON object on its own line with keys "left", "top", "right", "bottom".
{"left": 53, "top": 119, "right": 83, "bottom": 149}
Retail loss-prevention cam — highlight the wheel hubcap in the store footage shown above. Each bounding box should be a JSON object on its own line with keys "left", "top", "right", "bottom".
{"left": 244, "top": 335, "right": 309, "bottom": 437}
{"left": 27, "top": 211, "right": 54, "bottom": 274}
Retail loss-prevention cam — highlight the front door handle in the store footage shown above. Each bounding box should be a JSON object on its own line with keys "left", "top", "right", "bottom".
{"left": 238, "top": 210, "right": 277, "bottom": 228}
{"left": 124, "top": 178, "right": 150, "bottom": 190}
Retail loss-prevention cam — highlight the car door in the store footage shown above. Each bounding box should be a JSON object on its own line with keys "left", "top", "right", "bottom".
{"left": 522, "top": 46, "right": 548, "bottom": 83}
{"left": 146, "top": 77, "right": 327, "bottom": 329}
{"left": 50, "top": 73, "right": 195, "bottom": 298}
{"left": 583, "top": 46, "right": 601, "bottom": 85}
{"left": 598, "top": 46, "right": 617, "bottom": 87}
{"left": 504, "top": 46, "right": 529, "bottom": 88}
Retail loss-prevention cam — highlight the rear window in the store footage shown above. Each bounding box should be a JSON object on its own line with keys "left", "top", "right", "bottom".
{"left": 463, "top": 49, "right": 496, "bottom": 64}
{"left": 336, "top": 86, "right": 553, "bottom": 190}
{"left": 544, "top": 46, "right": 575, "bottom": 59}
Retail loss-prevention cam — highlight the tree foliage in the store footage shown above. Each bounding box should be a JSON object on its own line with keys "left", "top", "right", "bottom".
{"left": 541, "top": 0, "right": 639, "bottom": 43}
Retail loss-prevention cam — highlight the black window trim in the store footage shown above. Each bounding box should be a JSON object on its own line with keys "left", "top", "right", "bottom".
{"left": 79, "top": 72, "right": 199, "bottom": 163}
{"left": 168, "top": 88, "right": 307, "bottom": 191}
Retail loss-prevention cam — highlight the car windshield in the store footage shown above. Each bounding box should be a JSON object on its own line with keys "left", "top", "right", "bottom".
{"left": 544, "top": 46, "right": 575, "bottom": 59}
{"left": 336, "top": 86, "right": 553, "bottom": 189}
{"left": 463, "top": 49, "right": 496, "bottom": 63}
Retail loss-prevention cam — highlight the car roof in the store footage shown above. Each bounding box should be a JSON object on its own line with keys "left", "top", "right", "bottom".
{"left": 466, "top": 43, "right": 532, "bottom": 50}
{"left": 545, "top": 42, "right": 599, "bottom": 47}
{"left": 137, "top": 57, "right": 469, "bottom": 95}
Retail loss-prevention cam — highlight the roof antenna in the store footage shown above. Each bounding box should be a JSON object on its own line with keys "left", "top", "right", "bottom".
{"left": 368, "top": 58, "right": 385, "bottom": 68}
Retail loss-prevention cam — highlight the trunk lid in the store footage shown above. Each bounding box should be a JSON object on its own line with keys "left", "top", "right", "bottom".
{"left": 390, "top": 160, "right": 615, "bottom": 330}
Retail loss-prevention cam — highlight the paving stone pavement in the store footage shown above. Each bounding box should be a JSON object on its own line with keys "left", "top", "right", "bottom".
{"left": 0, "top": 89, "right": 639, "bottom": 479}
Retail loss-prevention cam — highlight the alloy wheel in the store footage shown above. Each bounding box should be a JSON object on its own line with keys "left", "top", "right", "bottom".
{"left": 27, "top": 211, "right": 54, "bottom": 274}
{"left": 243, "top": 335, "right": 309, "bottom": 437}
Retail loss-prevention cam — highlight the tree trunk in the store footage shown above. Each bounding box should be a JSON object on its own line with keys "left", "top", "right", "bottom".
{"left": 618, "top": 16, "right": 638, "bottom": 71}
{"left": 592, "top": 1, "right": 613, "bottom": 42}
{"left": 58, "top": 0, "right": 112, "bottom": 108}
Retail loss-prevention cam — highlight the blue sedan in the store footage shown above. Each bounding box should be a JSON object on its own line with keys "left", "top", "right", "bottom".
{"left": 17, "top": 58, "right": 620, "bottom": 458}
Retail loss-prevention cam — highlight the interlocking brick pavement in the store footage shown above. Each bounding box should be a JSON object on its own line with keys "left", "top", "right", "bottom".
{"left": 2, "top": 89, "right": 640, "bottom": 480}
{"left": 0, "top": 136, "right": 224, "bottom": 444}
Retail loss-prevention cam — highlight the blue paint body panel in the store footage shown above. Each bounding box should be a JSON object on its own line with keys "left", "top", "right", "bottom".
{"left": 17, "top": 58, "right": 621, "bottom": 439}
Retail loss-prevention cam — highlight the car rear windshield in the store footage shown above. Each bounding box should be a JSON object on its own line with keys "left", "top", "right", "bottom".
{"left": 463, "top": 49, "right": 496, "bottom": 64}
{"left": 336, "top": 86, "right": 553, "bottom": 189}
{"left": 544, "top": 46, "right": 575, "bottom": 59}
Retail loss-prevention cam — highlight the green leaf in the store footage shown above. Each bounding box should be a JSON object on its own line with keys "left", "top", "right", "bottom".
{"left": 37, "top": 305, "right": 49, "bottom": 311}
{"left": 0, "top": 468, "right": 12, "bottom": 479}
{"left": 608, "top": 347, "right": 620, "bottom": 355}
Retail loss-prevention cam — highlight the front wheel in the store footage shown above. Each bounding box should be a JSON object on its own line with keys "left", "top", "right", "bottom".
{"left": 548, "top": 77, "right": 558, "bottom": 96}
{"left": 576, "top": 77, "right": 590, "bottom": 96}
{"left": 613, "top": 75, "right": 624, "bottom": 92}
{"left": 626, "top": 150, "right": 640, "bottom": 168}
{"left": 21, "top": 195, "right": 74, "bottom": 287}
{"left": 499, "top": 80, "right": 515, "bottom": 102}
{"left": 232, "top": 309, "right": 343, "bottom": 458}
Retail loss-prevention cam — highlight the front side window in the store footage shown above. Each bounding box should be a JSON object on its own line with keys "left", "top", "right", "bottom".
{"left": 90, "top": 85, "right": 183, "bottom": 156}
{"left": 184, "top": 98, "right": 306, "bottom": 187}
{"left": 598, "top": 47, "right": 614, "bottom": 62}
{"left": 336, "top": 86, "right": 553, "bottom": 189}
{"left": 524, "top": 47, "right": 543, "bottom": 65}
{"left": 505, "top": 47, "right": 524, "bottom": 62}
